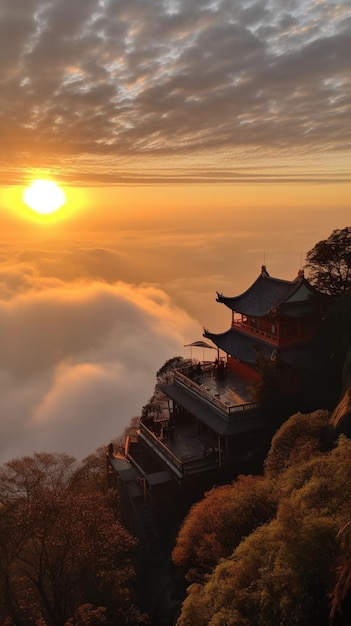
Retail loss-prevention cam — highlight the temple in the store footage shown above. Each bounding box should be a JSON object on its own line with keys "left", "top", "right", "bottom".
{"left": 108, "top": 266, "right": 332, "bottom": 519}
{"left": 204, "top": 265, "right": 330, "bottom": 382}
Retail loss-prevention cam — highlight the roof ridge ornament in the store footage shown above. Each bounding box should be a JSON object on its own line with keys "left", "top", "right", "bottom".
{"left": 261, "top": 265, "right": 270, "bottom": 277}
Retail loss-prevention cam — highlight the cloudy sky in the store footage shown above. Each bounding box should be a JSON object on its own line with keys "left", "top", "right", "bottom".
{"left": 0, "top": 0, "right": 350, "bottom": 464}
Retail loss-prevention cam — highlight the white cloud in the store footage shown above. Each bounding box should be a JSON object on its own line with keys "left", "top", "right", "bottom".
{"left": 0, "top": 276, "right": 199, "bottom": 464}
{"left": 0, "top": 214, "right": 348, "bottom": 465}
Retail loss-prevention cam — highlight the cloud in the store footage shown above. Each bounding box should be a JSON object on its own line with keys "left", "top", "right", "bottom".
{"left": 0, "top": 0, "right": 350, "bottom": 183}
{"left": 0, "top": 214, "right": 347, "bottom": 465}
{"left": 0, "top": 266, "right": 200, "bottom": 464}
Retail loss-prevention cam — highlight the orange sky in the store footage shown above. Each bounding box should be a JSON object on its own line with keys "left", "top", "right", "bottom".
{"left": 2, "top": 176, "right": 350, "bottom": 233}
{"left": 1, "top": 0, "right": 350, "bottom": 258}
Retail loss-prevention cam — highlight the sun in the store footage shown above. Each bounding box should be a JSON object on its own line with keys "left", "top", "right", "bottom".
{"left": 23, "top": 179, "right": 66, "bottom": 215}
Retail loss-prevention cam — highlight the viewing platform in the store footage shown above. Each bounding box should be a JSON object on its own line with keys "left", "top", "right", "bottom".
{"left": 171, "top": 362, "right": 259, "bottom": 418}
{"left": 127, "top": 360, "right": 264, "bottom": 481}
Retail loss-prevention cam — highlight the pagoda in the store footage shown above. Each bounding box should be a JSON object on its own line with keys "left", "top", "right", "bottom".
{"left": 204, "top": 265, "right": 330, "bottom": 382}
{"left": 109, "top": 266, "right": 332, "bottom": 509}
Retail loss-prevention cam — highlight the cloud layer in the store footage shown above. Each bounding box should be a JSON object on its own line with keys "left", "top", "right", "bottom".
{"left": 0, "top": 204, "right": 349, "bottom": 466}
{"left": 1, "top": 0, "right": 350, "bottom": 183}
{"left": 0, "top": 251, "right": 199, "bottom": 464}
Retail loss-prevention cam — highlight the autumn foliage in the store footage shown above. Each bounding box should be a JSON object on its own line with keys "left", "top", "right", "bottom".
{"left": 172, "top": 475, "right": 277, "bottom": 584}
{"left": 173, "top": 409, "right": 351, "bottom": 626}
{"left": 0, "top": 452, "right": 146, "bottom": 626}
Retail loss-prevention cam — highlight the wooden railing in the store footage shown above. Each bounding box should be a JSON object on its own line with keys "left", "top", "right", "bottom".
{"left": 138, "top": 422, "right": 220, "bottom": 477}
{"left": 232, "top": 319, "right": 277, "bottom": 343}
{"left": 139, "top": 422, "right": 183, "bottom": 475}
{"left": 173, "top": 370, "right": 259, "bottom": 417}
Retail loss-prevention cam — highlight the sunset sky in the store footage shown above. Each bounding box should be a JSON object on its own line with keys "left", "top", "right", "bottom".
{"left": 0, "top": 0, "right": 350, "bottom": 464}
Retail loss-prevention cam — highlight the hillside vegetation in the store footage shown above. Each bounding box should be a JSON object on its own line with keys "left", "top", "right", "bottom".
{"left": 0, "top": 451, "right": 147, "bottom": 626}
{"left": 172, "top": 405, "right": 351, "bottom": 625}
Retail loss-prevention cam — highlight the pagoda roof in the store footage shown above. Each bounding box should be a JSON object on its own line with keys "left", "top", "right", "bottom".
{"left": 216, "top": 269, "right": 325, "bottom": 317}
{"left": 203, "top": 327, "right": 317, "bottom": 369}
{"left": 204, "top": 328, "right": 274, "bottom": 365}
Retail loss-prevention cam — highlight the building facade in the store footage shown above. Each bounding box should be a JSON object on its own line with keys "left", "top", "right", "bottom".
{"left": 204, "top": 265, "right": 331, "bottom": 381}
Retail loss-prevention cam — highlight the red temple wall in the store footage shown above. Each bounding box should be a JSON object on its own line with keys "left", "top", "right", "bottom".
{"left": 227, "top": 356, "right": 261, "bottom": 381}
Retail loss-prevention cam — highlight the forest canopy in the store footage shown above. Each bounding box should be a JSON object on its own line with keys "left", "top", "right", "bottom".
{"left": 305, "top": 226, "right": 351, "bottom": 295}
{"left": 173, "top": 410, "right": 351, "bottom": 626}
{"left": 0, "top": 451, "right": 146, "bottom": 626}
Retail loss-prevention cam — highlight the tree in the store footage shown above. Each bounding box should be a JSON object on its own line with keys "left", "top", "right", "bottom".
{"left": 0, "top": 453, "right": 146, "bottom": 626}
{"left": 141, "top": 356, "right": 189, "bottom": 422}
{"left": 305, "top": 226, "right": 351, "bottom": 295}
{"left": 172, "top": 475, "right": 276, "bottom": 584}
{"left": 312, "top": 291, "right": 351, "bottom": 402}
{"left": 264, "top": 409, "right": 330, "bottom": 478}
{"left": 175, "top": 436, "right": 351, "bottom": 626}
{"left": 0, "top": 452, "right": 77, "bottom": 505}
{"left": 70, "top": 446, "right": 118, "bottom": 495}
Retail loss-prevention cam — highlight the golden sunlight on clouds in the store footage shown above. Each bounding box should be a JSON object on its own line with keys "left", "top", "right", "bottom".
{"left": 0, "top": 274, "right": 199, "bottom": 464}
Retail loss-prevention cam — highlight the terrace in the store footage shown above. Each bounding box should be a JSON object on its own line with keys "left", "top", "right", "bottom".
{"left": 129, "top": 361, "right": 263, "bottom": 480}
{"left": 172, "top": 361, "right": 258, "bottom": 417}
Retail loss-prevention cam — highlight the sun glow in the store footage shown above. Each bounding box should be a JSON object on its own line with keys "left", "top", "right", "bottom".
{"left": 23, "top": 180, "right": 66, "bottom": 215}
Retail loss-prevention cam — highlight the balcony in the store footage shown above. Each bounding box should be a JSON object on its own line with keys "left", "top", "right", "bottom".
{"left": 173, "top": 363, "right": 259, "bottom": 419}
{"left": 137, "top": 421, "right": 220, "bottom": 478}
{"left": 127, "top": 362, "right": 263, "bottom": 480}
{"left": 232, "top": 319, "right": 278, "bottom": 344}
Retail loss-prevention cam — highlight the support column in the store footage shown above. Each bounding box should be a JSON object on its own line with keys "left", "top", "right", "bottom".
{"left": 217, "top": 434, "right": 222, "bottom": 469}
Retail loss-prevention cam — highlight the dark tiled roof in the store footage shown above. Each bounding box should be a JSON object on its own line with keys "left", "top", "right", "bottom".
{"left": 204, "top": 327, "right": 274, "bottom": 364}
{"left": 204, "top": 327, "right": 317, "bottom": 369}
{"left": 216, "top": 274, "right": 318, "bottom": 316}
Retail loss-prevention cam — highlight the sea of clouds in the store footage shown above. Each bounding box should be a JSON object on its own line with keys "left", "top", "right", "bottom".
{"left": 0, "top": 243, "right": 200, "bottom": 465}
